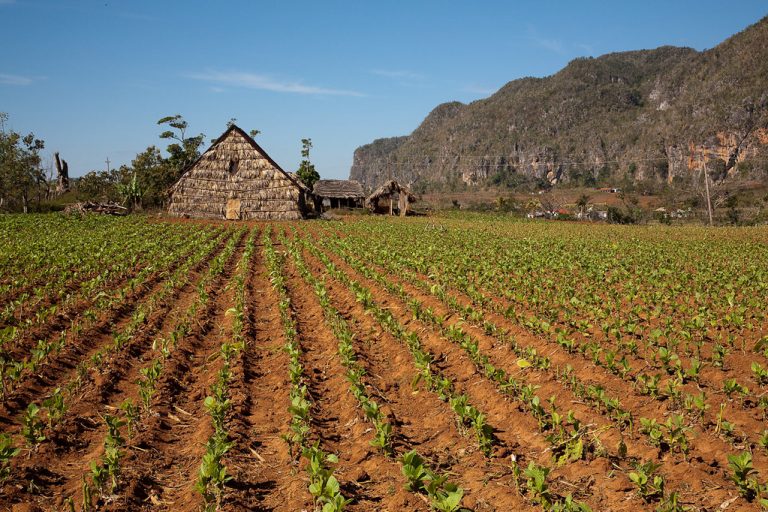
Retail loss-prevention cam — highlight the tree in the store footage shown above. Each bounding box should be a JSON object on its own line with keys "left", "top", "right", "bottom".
{"left": 75, "top": 170, "right": 119, "bottom": 202}
{"left": 0, "top": 113, "right": 46, "bottom": 213}
{"left": 576, "top": 194, "right": 591, "bottom": 217}
{"left": 127, "top": 146, "right": 173, "bottom": 208}
{"left": 296, "top": 138, "right": 320, "bottom": 189}
{"left": 54, "top": 152, "right": 70, "bottom": 194}
{"left": 116, "top": 171, "right": 143, "bottom": 211}
{"left": 157, "top": 115, "right": 205, "bottom": 178}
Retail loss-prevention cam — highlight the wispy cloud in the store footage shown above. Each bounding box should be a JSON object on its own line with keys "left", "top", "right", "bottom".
{"left": 0, "top": 0, "right": 16, "bottom": 5}
{"left": 527, "top": 26, "right": 566, "bottom": 55}
{"left": 187, "top": 70, "right": 365, "bottom": 97}
{"left": 370, "top": 68, "right": 428, "bottom": 88}
{"left": 370, "top": 69, "right": 424, "bottom": 81}
{"left": 0, "top": 73, "right": 42, "bottom": 86}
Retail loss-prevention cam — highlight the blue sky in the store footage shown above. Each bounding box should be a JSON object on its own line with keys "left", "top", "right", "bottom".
{"left": 1, "top": 1, "right": 766, "bottom": 179}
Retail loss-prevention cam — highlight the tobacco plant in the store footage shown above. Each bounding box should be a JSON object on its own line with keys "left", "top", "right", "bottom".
{"left": 0, "top": 434, "right": 20, "bottom": 481}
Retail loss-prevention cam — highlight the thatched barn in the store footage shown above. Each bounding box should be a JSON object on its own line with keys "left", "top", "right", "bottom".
{"left": 365, "top": 180, "right": 415, "bottom": 216}
{"left": 168, "top": 125, "right": 308, "bottom": 220}
{"left": 313, "top": 179, "right": 365, "bottom": 210}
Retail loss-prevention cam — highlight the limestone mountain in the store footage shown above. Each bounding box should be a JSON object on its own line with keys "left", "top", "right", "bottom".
{"left": 350, "top": 16, "right": 768, "bottom": 192}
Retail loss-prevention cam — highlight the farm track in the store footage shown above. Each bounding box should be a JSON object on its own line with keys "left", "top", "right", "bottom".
{"left": 303, "top": 233, "right": 757, "bottom": 511}
{"left": 112, "top": 230, "right": 248, "bottom": 511}
{"left": 294, "top": 239, "right": 534, "bottom": 511}
{"left": 221, "top": 234, "right": 306, "bottom": 512}
{"left": 282, "top": 242, "right": 432, "bottom": 512}
{"left": 321, "top": 230, "right": 768, "bottom": 479}
{"left": 0, "top": 229, "right": 239, "bottom": 510}
{"left": 0, "top": 230, "right": 233, "bottom": 422}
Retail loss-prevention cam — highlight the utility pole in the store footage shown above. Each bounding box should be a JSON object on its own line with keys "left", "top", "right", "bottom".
{"left": 105, "top": 157, "right": 111, "bottom": 173}
{"left": 701, "top": 154, "right": 713, "bottom": 226}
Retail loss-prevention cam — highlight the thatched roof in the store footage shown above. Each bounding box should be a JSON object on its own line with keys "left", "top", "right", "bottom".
{"left": 313, "top": 179, "right": 365, "bottom": 199}
{"left": 365, "top": 180, "right": 416, "bottom": 216}
{"left": 287, "top": 172, "right": 311, "bottom": 193}
{"left": 365, "top": 180, "right": 415, "bottom": 206}
{"left": 168, "top": 125, "right": 307, "bottom": 220}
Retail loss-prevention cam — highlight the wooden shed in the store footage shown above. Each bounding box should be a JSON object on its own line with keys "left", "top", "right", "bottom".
{"left": 365, "top": 180, "right": 415, "bottom": 216}
{"left": 168, "top": 125, "right": 308, "bottom": 220}
{"left": 312, "top": 179, "right": 365, "bottom": 210}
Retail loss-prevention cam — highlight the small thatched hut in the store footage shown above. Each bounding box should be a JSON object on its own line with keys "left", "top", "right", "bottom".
{"left": 365, "top": 180, "right": 415, "bottom": 216}
{"left": 168, "top": 125, "right": 308, "bottom": 220}
{"left": 313, "top": 179, "right": 365, "bottom": 210}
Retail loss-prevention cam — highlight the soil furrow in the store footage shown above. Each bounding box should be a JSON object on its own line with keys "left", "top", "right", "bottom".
{"left": 4, "top": 230, "right": 218, "bottom": 362}
{"left": 332, "top": 237, "right": 768, "bottom": 488}
{"left": 0, "top": 230, "right": 233, "bottom": 422}
{"left": 222, "top": 236, "right": 307, "bottom": 512}
{"left": 0, "top": 230, "right": 238, "bottom": 510}
{"left": 281, "top": 249, "right": 419, "bottom": 511}
{"left": 302, "top": 239, "right": 670, "bottom": 511}
{"left": 102, "top": 230, "right": 247, "bottom": 511}
{"left": 297, "top": 240, "right": 541, "bottom": 512}
{"left": 358, "top": 246, "right": 751, "bottom": 508}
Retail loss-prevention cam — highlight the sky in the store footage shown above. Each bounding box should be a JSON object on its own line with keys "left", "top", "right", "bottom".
{"left": 1, "top": 1, "right": 767, "bottom": 180}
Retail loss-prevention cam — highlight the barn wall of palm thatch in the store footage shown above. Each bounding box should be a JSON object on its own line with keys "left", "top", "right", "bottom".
{"left": 365, "top": 180, "right": 415, "bottom": 216}
{"left": 168, "top": 125, "right": 307, "bottom": 220}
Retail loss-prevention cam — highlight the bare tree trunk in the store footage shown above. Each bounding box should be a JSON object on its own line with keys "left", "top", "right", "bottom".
{"left": 55, "top": 152, "right": 70, "bottom": 194}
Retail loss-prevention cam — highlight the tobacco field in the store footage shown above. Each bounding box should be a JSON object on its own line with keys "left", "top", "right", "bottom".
{"left": 1, "top": 213, "right": 768, "bottom": 512}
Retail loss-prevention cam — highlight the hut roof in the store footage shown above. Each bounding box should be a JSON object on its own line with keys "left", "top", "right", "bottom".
{"left": 365, "top": 180, "right": 415, "bottom": 207}
{"left": 167, "top": 124, "right": 308, "bottom": 220}
{"left": 313, "top": 179, "right": 365, "bottom": 199}
{"left": 287, "top": 172, "right": 311, "bottom": 193}
{"left": 171, "top": 124, "right": 305, "bottom": 194}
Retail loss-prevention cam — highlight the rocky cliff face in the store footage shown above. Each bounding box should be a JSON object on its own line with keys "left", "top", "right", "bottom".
{"left": 350, "top": 136, "right": 407, "bottom": 191}
{"left": 350, "top": 17, "right": 768, "bottom": 192}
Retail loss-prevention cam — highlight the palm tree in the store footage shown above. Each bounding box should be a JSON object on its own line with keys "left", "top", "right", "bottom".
{"left": 576, "top": 194, "right": 591, "bottom": 217}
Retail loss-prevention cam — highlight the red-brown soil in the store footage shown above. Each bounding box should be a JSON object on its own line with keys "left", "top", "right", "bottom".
{"left": 1, "top": 220, "right": 764, "bottom": 512}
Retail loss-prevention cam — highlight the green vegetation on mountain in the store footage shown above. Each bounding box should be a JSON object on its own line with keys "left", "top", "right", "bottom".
{"left": 350, "top": 16, "right": 768, "bottom": 194}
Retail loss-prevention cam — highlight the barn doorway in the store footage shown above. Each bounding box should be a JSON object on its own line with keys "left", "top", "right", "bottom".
{"left": 225, "top": 198, "right": 241, "bottom": 220}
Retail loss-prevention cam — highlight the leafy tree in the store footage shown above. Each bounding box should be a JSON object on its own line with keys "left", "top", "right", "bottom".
{"left": 0, "top": 113, "right": 47, "bottom": 213}
{"left": 222, "top": 118, "right": 260, "bottom": 140}
{"left": 75, "top": 170, "right": 120, "bottom": 202}
{"left": 296, "top": 138, "right": 320, "bottom": 189}
{"left": 576, "top": 194, "right": 591, "bottom": 216}
{"left": 126, "top": 146, "right": 175, "bottom": 208}
{"left": 157, "top": 115, "right": 205, "bottom": 178}
{"left": 116, "top": 171, "right": 143, "bottom": 211}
